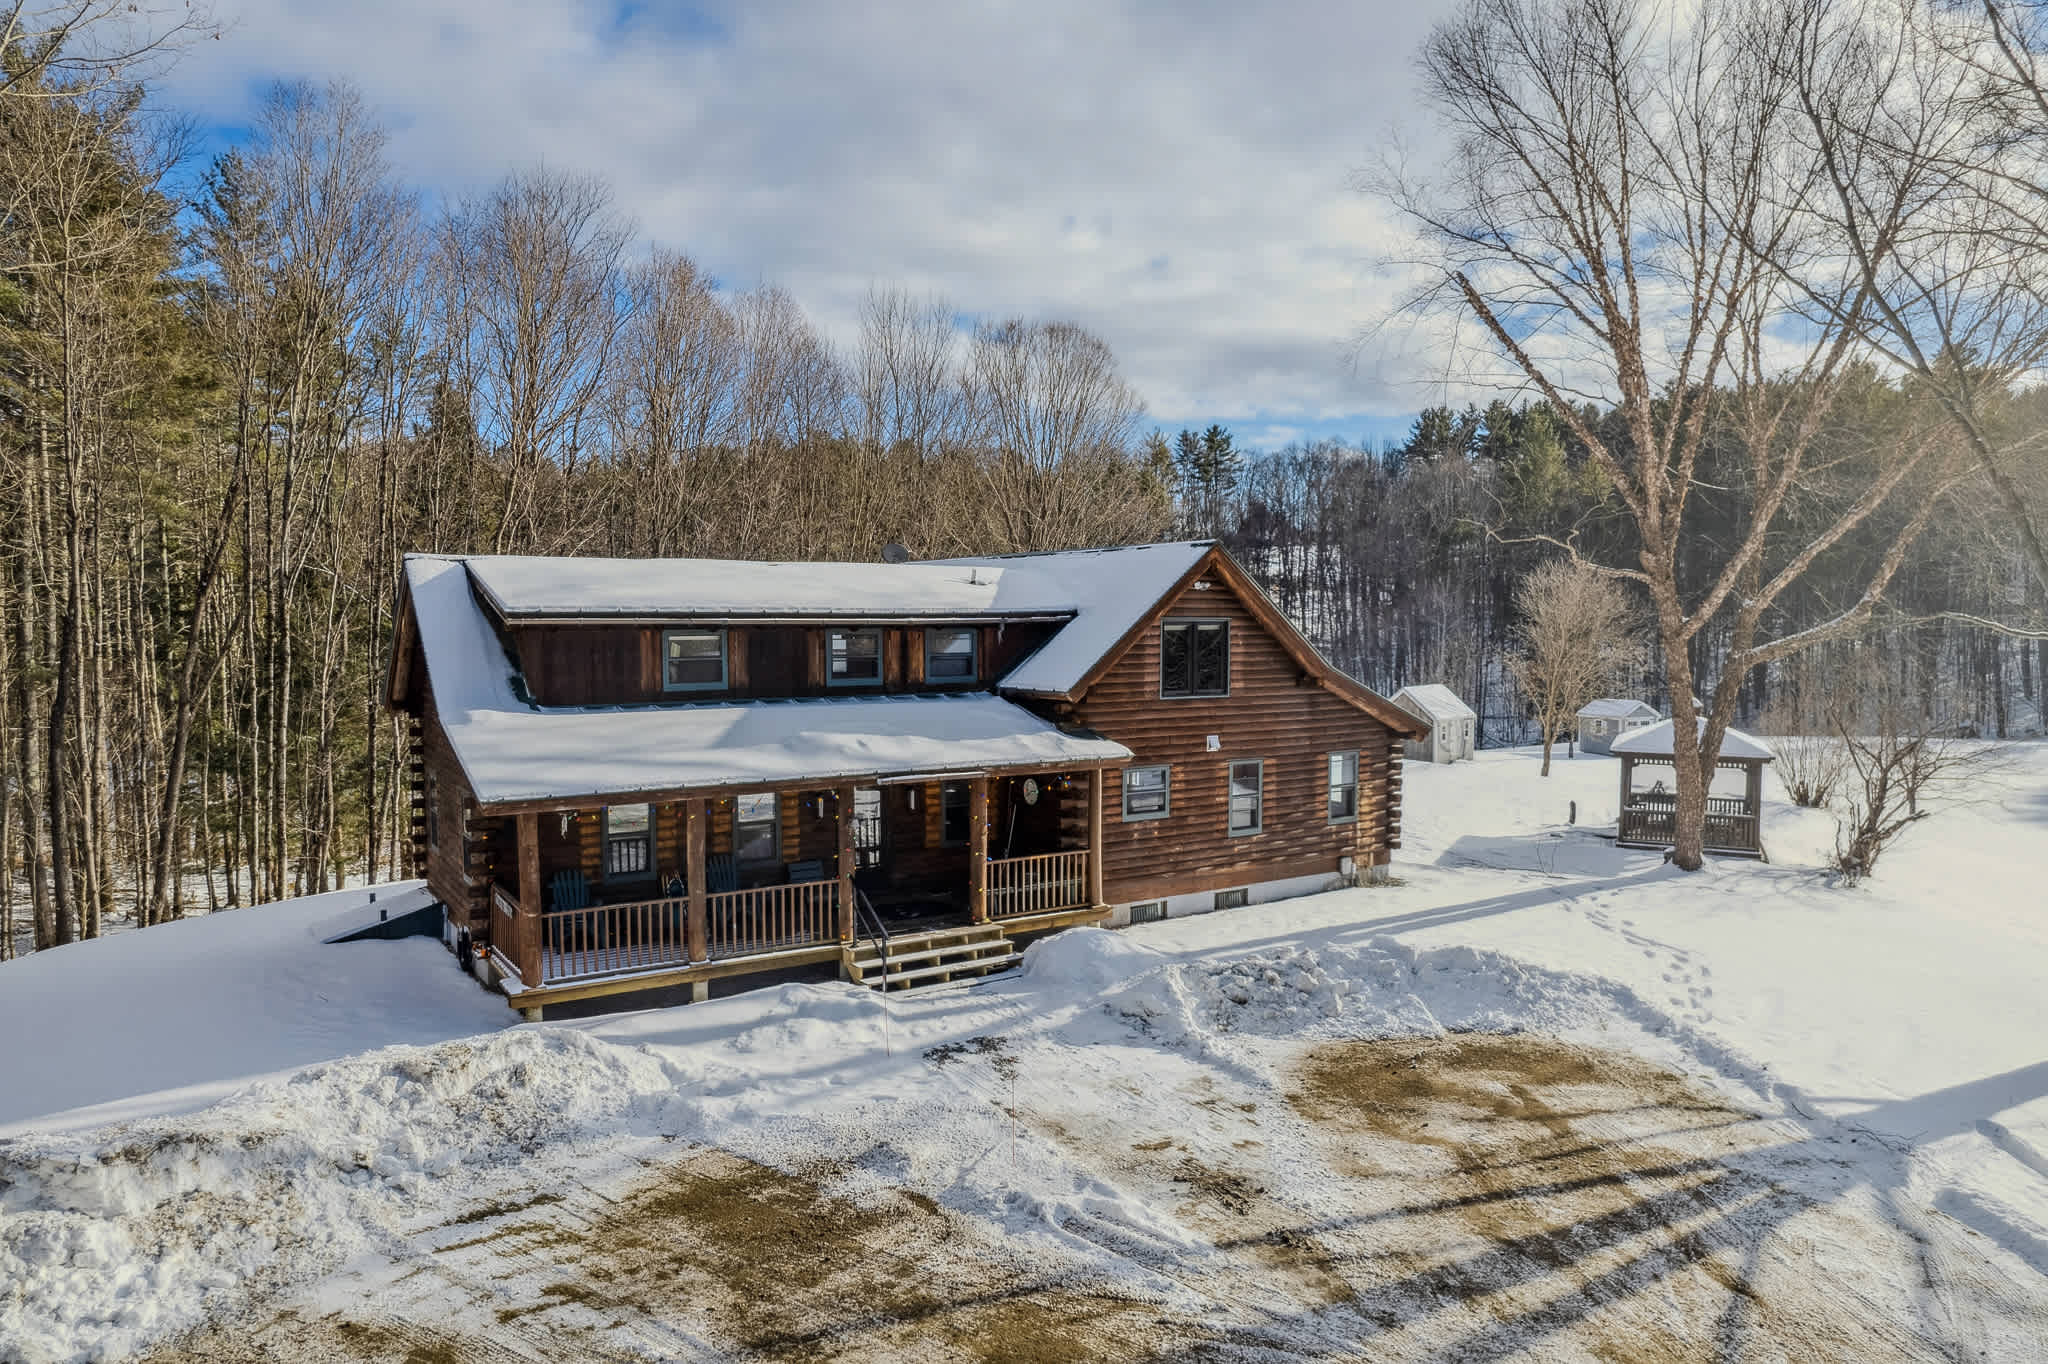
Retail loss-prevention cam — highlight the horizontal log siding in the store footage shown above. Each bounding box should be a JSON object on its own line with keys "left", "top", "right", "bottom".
{"left": 508, "top": 620, "right": 1068, "bottom": 706}
{"left": 1069, "top": 570, "right": 1403, "bottom": 905}
{"left": 415, "top": 678, "right": 487, "bottom": 933}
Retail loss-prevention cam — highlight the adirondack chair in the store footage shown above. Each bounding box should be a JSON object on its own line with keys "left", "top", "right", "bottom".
{"left": 706, "top": 853, "right": 739, "bottom": 894}
{"left": 786, "top": 859, "right": 827, "bottom": 884}
{"left": 546, "top": 870, "right": 592, "bottom": 952}
{"left": 661, "top": 872, "right": 687, "bottom": 947}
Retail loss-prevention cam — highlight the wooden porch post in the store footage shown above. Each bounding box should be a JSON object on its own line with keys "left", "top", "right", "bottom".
{"left": 1088, "top": 768, "right": 1106, "bottom": 907}
{"left": 516, "top": 811, "right": 542, "bottom": 987}
{"left": 685, "top": 797, "right": 708, "bottom": 963}
{"left": 836, "top": 784, "right": 856, "bottom": 943}
{"left": 968, "top": 778, "right": 989, "bottom": 923}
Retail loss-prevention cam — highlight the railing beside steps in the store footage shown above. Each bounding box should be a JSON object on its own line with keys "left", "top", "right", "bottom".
{"left": 707, "top": 880, "right": 838, "bottom": 960}
{"left": 492, "top": 882, "right": 529, "bottom": 978}
{"left": 987, "top": 850, "right": 1091, "bottom": 919}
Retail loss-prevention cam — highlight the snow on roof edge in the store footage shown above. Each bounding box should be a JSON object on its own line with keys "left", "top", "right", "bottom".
{"left": 1610, "top": 718, "right": 1776, "bottom": 761}
{"left": 1392, "top": 684, "right": 1475, "bottom": 722}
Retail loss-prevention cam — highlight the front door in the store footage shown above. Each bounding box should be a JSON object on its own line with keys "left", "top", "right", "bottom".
{"left": 851, "top": 786, "right": 885, "bottom": 873}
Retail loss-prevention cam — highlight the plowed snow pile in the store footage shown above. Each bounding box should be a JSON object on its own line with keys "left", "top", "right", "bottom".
{"left": 1, "top": 1030, "right": 677, "bottom": 1363}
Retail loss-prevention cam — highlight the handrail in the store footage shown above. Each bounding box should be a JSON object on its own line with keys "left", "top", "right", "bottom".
{"left": 854, "top": 885, "right": 891, "bottom": 978}
{"left": 491, "top": 882, "right": 525, "bottom": 980}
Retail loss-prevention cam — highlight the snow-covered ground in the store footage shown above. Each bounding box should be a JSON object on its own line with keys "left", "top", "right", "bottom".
{"left": 3, "top": 745, "right": 2046, "bottom": 1361}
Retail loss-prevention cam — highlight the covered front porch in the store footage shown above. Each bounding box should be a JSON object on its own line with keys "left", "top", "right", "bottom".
{"left": 480, "top": 766, "right": 1111, "bottom": 1013}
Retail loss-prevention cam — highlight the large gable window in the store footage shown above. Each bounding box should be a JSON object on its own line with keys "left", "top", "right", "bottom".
{"left": 1160, "top": 620, "right": 1229, "bottom": 698}
{"left": 829, "top": 628, "right": 883, "bottom": 686}
{"left": 663, "top": 629, "right": 726, "bottom": 692}
{"left": 924, "top": 628, "right": 977, "bottom": 682}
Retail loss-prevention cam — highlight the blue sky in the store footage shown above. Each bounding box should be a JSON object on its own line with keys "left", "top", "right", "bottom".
{"left": 158, "top": 0, "right": 1469, "bottom": 450}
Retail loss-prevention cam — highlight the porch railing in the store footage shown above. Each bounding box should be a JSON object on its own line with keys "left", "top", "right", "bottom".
{"left": 707, "top": 880, "right": 838, "bottom": 960}
{"left": 1618, "top": 794, "right": 1760, "bottom": 853}
{"left": 987, "top": 850, "right": 1091, "bottom": 919}
{"left": 541, "top": 895, "right": 689, "bottom": 985}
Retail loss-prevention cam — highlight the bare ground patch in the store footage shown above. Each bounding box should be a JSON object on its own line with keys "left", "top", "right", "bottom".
{"left": 141, "top": 1149, "right": 1200, "bottom": 1363}
{"left": 1280, "top": 1033, "right": 1951, "bottom": 1361}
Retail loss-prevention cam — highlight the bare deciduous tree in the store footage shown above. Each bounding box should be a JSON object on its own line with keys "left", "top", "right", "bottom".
{"left": 1830, "top": 674, "right": 2001, "bottom": 883}
{"left": 968, "top": 319, "right": 1156, "bottom": 551}
{"left": 1505, "top": 559, "right": 1645, "bottom": 775}
{"left": 855, "top": 287, "right": 969, "bottom": 461}
{"left": 1764, "top": 0, "right": 2048, "bottom": 622}
{"left": 1759, "top": 655, "right": 1851, "bottom": 807}
{"left": 442, "top": 169, "right": 628, "bottom": 553}
{"left": 1381, "top": 0, "right": 1965, "bottom": 867}
{"left": 0, "top": 1, "right": 215, "bottom": 99}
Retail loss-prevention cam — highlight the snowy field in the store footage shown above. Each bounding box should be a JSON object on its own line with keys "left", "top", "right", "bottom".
{"left": 3, "top": 745, "right": 2047, "bottom": 1361}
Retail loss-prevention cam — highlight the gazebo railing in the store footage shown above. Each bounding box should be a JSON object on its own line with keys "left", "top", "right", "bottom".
{"left": 1619, "top": 793, "right": 1761, "bottom": 853}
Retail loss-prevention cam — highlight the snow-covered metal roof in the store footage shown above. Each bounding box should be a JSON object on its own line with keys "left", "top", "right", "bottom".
{"left": 405, "top": 556, "right": 1131, "bottom": 807}
{"left": 1578, "top": 698, "right": 1661, "bottom": 720}
{"left": 1391, "top": 684, "right": 1475, "bottom": 723}
{"left": 454, "top": 541, "right": 1213, "bottom": 699}
{"left": 926, "top": 542, "right": 1213, "bottom": 695}
{"left": 463, "top": 554, "right": 1066, "bottom": 621}
{"left": 1611, "top": 718, "right": 1776, "bottom": 762}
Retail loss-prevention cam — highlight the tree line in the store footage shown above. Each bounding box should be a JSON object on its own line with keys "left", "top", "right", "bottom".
{"left": 4, "top": 0, "right": 2046, "bottom": 953}
{"left": 0, "top": 54, "right": 1170, "bottom": 956}
{"left": 1184, "top": 384, "right": 2046, "bottom": 751}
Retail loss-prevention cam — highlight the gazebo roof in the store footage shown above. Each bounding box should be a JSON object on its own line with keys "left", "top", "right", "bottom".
{"left": 1611, "top": 718, "right": 1775, "bottom": 762}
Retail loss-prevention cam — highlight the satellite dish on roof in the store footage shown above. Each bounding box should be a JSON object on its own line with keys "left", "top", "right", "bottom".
{"left": 881, "top": 542, "right": 912, "bottom": 564}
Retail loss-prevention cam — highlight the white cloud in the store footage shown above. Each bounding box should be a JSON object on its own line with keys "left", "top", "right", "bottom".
{"left": 162, "top": 0, "right": 1477, "bottom": 439}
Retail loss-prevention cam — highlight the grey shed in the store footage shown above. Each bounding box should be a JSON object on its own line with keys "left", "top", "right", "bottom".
{"left": 1575, "top": 698, "right": 1661, "bottom": 755}
{"left": 1391, "top": 684, "right": 1477, "bottom": 764}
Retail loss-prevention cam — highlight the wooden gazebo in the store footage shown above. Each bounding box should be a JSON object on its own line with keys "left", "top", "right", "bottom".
{"left": 1611, "top": 720, "right": 1775, "bottom": 858}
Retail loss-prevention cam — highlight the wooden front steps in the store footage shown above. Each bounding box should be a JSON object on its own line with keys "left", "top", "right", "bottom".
{"left": 843, "top": 923, "right": 1020, "bottom": 992}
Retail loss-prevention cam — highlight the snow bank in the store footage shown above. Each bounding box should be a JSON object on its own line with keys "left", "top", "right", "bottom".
{"left": 1109, "top": 938, "right": 1632, "bottom": 1049}
{"left": 1019, "top": 926, "right": 1163, "bottom": 990}
{"left": 0, "top": 1028, "right": 676, "bottom": 1364}
{"left": 0, "top": 883, "right": 508, "bottom": 1135}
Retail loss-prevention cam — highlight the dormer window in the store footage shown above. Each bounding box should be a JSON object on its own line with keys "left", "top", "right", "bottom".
{"left": 828, "top": 628, "right": 883, "bottom": 686}
{"left": 663, "top": 629, "right": 726, "bottom": 692}
{"left": 924, "top": 628, "right": 976, "bottom": 682}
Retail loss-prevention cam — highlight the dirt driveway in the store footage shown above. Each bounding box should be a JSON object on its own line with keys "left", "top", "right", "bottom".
{"left": 139, "top": 1034, "right": 2009, "bottom": 1362}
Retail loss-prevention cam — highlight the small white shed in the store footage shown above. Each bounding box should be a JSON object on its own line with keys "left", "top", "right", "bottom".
{"left": 1392, "top": 684, "right": 1477, "bottom": 764}
{"left": 1576, "top": 698, "right": 1660, "bottom": 755}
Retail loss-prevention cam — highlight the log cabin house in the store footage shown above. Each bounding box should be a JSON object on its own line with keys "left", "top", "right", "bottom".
{"left": 386, "top": 541, "right": 1426, "bottom": 1017}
